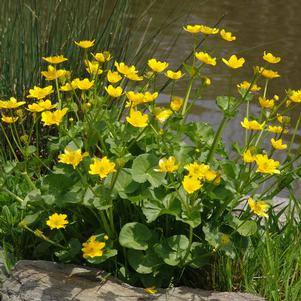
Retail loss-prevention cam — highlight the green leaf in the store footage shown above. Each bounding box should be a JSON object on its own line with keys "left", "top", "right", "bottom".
{"left": 183, "top": 63, "right": 196, "bottom": 77}
{"left": 19, "top": 212, "right": 41, "bottom": 226}
{"left": 24, "top": 145, "right": 37, "bottom": 156}
{"left": 236, "top": 220, "right": 257, "bottom": 236}
{"left": 128, "top": 249, "right": 162, "bottom": 274}
{"left": 119, "top": 222, "right": 152, "bottom": 250}
{"left": 216, "top": 96, "right": 237, "bottom": 117}
{"left": 114, "top": 168, "right": 139, "bottom": 198}
{"left": 189, "top": 242, "right": 211, "bottom": 268}
{"left": 131, "top": 154, "right": 165, "bottom": 187}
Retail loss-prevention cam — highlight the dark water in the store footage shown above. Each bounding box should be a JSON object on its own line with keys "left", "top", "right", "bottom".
{"left": 132, "top": 0, "right": 301, "bottom": 147}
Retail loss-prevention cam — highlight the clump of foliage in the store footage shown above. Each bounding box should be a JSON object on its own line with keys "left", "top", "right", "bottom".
{"left": 0, "top": 22, "right": 301, "bottom": 298}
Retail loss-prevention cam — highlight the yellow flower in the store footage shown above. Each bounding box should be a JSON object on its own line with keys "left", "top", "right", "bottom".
{"left": 85, "top": 60, "right": 103, "bottom": 75}
{"left": 183, "top": 24, "right": 202, "bottom": 34}
{"left": 257, "top": 67, "right": 280, "bottom": 79}
{"left": 276, "top": 114, "right": 290, "bottom": 124}
{"left": 126, "top": 109, "right": 148, "bottom": 128}
{"left": 153, "top": 107, "right": 173, "bottom": 123}
{"left": 170, "top": 97, "right": 183, "bottom": 112}
{"left": 288, "top": 90, "right": 301, "bottom": 103}
{"left": 42, "top": 55, "right": 68, "bottom": 64}
{"left": 82, "top": 235, "right": 106, "bottom": 259}
{"left": 220, "top": 29, "right": 236, "bottom": 41}
{"left": 148, "top": 58, "right": 169, "bottom": 73}
{"left": 263, "top": 51, "right": 281, "bottom": 64}
{"left": 182, "top": 175, "right": 202, "bottom": 194}
{"left": 204, "top": 169, "right": 219, "bottom": 182}
{"left": 58, "top": 148, "right": 88, "bottom": 169}
{"left": 27, "top": 85, "right": 54, "bottom": 100}
{"left": 241, "top": 118, "right": 265, "bottom": 131}
{"left": 41, "top": 108, "right": 68, "bottom": 126}
{"left": 27, "top": 99, "right": 56, "bottom": 113}
{"left": 222, "top": 55, "right": 245, "bottom": 69}
{"left": 114, "top": 61, "right": 138, "bottom": 76}
{"left": 1, "top": 115, "right": 18, "bottom": 124}
{"left": 144, "top": 287, "right": 157, "bottom": 295}
{"left": 165, "top": 70, "right": 183, "bottom": 80}
{"left": 248, "top": 197, "right": 269, "bottom": 218}
{"left": 74, "top": 39, "right": 95, "bottom": 49}
{"left": 237, "top": 81, "right": 261, "bottom": 92}
{"left": 255, "top": 154, "right": 280, "bottom": 174}
{"left": 76, "top": 78, "right": 94, "bottom": 90}
{"left": 184, "top": 162, "right": 210, "bottom": 179}
{"left": 271, "top": 138, "right": 287, "bottom": 150}
{"left": 199, "top": 25, "right": 219, "bottom": 35}
{"left": 258, "top": 96, "right": 275, "bottom": 109}
{"left": 41, "top": 65, "right": 67, "bottom": 80}
{"left": 92, "top": 51, "right": 112, "bottom": 63}
{"left": 158, "top": 156, "right": 179, "bottom": 172}
{"left": 143, "top": 92, "right": 158, "bottom": 103}
{"left": 126, "top": 72, "right": 143, "bottom": 81}
{"left": 107, "top": 70, "right": 122, "bottom": 84}
{"left": 105, "top": 85, "right": 123, "bottom": 98}
{"left": 60, "top": 83, "right": 74, "bottom": 92}
{"left": 268, "top": 125, "right": 286, "bottom": 134}
{"left": 0, "top": 97, "right": 26, "bottom": 109}
{"left": 195, "top": 52, "right": 216, "bottom": 66}
{"left": 243, "top": 149, "right": 255, "bottom": 163}
{"left": 46, "top": 213, "right": 69, "bottom": 230}
{"left": 89, "top": 156, "right": 116, "bottom": 179}
{"left": 126, "top": 91, "right": 145, "bottom": 107}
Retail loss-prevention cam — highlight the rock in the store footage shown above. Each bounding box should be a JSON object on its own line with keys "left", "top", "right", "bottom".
{"left": 0, "top": 260, "right": 265, "bottom": 301}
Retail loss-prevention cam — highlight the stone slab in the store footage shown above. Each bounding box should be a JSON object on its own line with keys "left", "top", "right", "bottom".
{"left": 0, "top": 260, "right": 265, "bottom": 301}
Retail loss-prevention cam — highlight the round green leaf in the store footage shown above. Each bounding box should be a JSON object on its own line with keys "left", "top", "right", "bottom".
{"left": 119, "top": 222, "right": 152, "bottom": 250}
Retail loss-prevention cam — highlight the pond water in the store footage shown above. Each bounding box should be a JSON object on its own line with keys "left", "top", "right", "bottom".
{"left": 130, "top": 0, "right": 301, "bottom": 147}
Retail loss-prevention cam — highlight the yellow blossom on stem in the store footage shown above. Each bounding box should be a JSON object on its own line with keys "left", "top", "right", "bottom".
{"left": 256, "top": 67, "right": 280, "bottom": 79}
{"left": 258, "top": 96, "right": 275, "bottom": 109}
{"left": 126, "top": 91, "right": 145, "bottom": 107}
{"left": 114, "top": 62, "right": 138, "bottom": 76}
{"left": 41, "top": 65, "right": 68, "bottom": 80}
{"left": 170, "top": 97, "right": 183, "bottom": 112}
{"left": 41, "top": 108, "right": 68, "bottom": 126}
{"left": 182, "top": 175, "right": 202, "bottom": 194}
{"left": 105, "top": 85, "right": 123, "bottom": 98}
{"left": 199, "top": 25, "right": 219, "bottom": 35}
{"left": 248, "top": 197, "right": 269, "bottom": 218}
{"left": 243, "top": 149, "right": 255, "bottom": 163}
{"left": 255, "top": 154, "right": 280, "bottom": 174}
{"left": 220, "top": 29, "right": 236, "bottom": 41}
{"left": 241, "top": 118, "right": 265, "bottom": 131}
{"left": 237, "top": 81, "right": 261, "bottom": 92}
{"left": 60, "top": 83, "right": 74, "bottom": 92}
{"left": 89, "top": 156, "right": 116, "bottom": 179}
{"left": 74, "top": 39, "right": 95, "bottom": 49}
{"left": 27, "top": 99, "right": 56, "bottom": 113}
{"left": 148, "top": 58, "right": 169, "bottom": 73}
{"left": 263, "top": 51, "right": 281, "bottom": 64}
{"left": 268, "top": 125, "right": 287, "bottom": 134}
{"left": 143, "top": 92, "right": 158, "bottom": 103}
{"left": 85, "top": 60, "right": 103, "bottom": 75}
{"left": 195, "top": 51, "right": 216, "bottom": 66}
{"left": 126, "top": 72, "right": 143, "bottom": 81}
{"left": 203, "top": 76, "right": 211, "bottom": 86}
{"left": 183, "top": 24, "right": 202, "bottom": 34}
{"left": 58, "top": 148, "right": 89, "bottom": 169}
{"left": 153, "top": 107, "right": 173, "bottom": 124}
{"left": 184, "top": 162, "right": 210, "bottom": 179}
{"left": 27, "top": 85, "right": 54, "bottom": 100}
{"left": 1, "top": 115, "right": 18, "bottom": 124}
{"left": 126, "top": 109, "right": 148, "bottom": 128}
{"left": 107, "top": 70, "right": 122, "bottom": 84}
{"left": 165, "top": 70, "right": 183, "bottom": 80}
{"left": 0, "top": 97, "right": 25, "bottom": 109}
{"left": 42, "top": 55, "right": 68, "bottom": 64}
{"left": 158, "top": 156, "right": 179, "bottom": 172}
{"left": 271, "top": 138, "right": 287, "bottom": 150}
{"left": 82, "top": 235, "right": 106, "bottom": 259}
{"left": 222, "top": 55, "right": 245, "bottom": 69}
{"left": 92, "top": 51, "right": 112, "bottom": 63}
{"left": 288, "top": 89, "right": 301, "bottom": 103}
{"left": 46, "top": 213, "right": 69, "bottom": 230}
{"left": 76, "top": 78, "right": 94, "bottom": 90}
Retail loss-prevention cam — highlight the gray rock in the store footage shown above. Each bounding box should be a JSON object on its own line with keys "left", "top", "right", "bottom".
{"left": 0, "top": 260, "right": 265, "bottom": 301}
